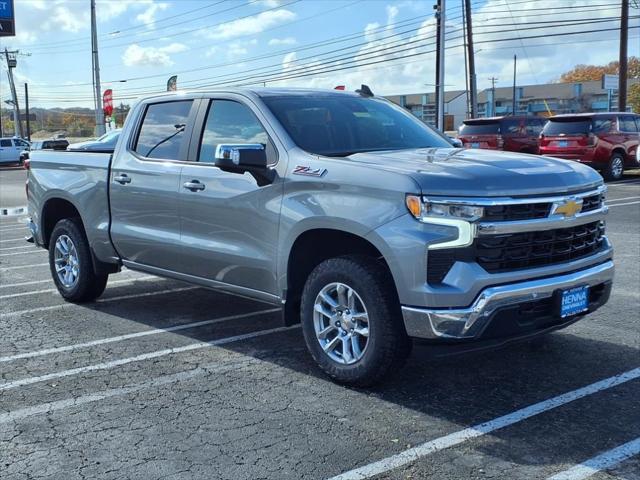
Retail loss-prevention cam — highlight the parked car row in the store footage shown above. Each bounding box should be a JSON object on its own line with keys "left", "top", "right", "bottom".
{"left": 459, "top": 112, "right": 640, "bottom": 180}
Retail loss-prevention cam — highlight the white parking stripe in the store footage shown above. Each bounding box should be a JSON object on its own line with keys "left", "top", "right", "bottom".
{"left": 0, "top": 249, "right": 45, "bottom": 257}
{"left": 0, "top": 237, "right": 28, "bottom": 243}
{"left": 0, "top": 245, "right": 38, "bottom": 251}
{"left": 327, "top": 367, "right": 640, "bottom": 480}
{"left": 0, "top": 286, "right": 199, "bottom": 319}
{"left": 0, "top": 270, "right": 146, "bottom": 289}
{"left": 608, "top": 201, "right": 640, "bottom": 207}
{"left": 0, "top": 324, "right": 297, "bottom": 391}
{"left": 0, "top": 275, "right": 157, "bottom": 300}
{"left": 606, "top": 196, "right": 640, "bottom": 203}
{"left": 0, "top": 226, "right": 27, "bottom": 232}
{"left": 0, "top": 308, "right": 279, "bottom": 362}
{"left": 0, "top": 262, "right": 48, "bottom": 271}
{"left": 547, "top": 437, "right": 640, "bottom": 480}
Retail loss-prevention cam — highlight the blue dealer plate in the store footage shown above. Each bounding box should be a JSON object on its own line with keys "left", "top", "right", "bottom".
{"left": 560, "top": 285, "right": 589, "bottom": 318}
{"left": 471, "top": 142, "right": 480, "bottom": 148}
{"left": 558, "top": 140, "right": 569, "bottom": 147}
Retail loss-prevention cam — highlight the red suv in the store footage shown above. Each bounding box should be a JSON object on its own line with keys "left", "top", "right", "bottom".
{"left": 458, "top": 116, "right": 546, "bottom": 154}
{"left": 539, "top": 112, "right": 640, "bottom": 181}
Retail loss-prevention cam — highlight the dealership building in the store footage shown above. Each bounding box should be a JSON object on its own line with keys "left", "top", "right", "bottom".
{"left": 385, "top": 79, "right": 639, "bottom": 131}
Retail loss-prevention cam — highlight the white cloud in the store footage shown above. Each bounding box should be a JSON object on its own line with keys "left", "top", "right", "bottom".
{"left": 136, "top": 2, "right": 170, "bottom": 27}
{"left": 50, "top": 6, "right": 89, "bottom": 33}
{"left": 282, "top": 52, "right": 298, "bottom": 71}
{"left": 122, "top": 43, "right": 188, "bottom": 67}
{"left": 268, "top": 37, "right": 297, "bottom": 46}
{"left": 205, "top": 9, "right": 296, "bottom": 40}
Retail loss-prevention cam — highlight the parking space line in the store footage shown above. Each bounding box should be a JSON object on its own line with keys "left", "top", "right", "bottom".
{"left": 0, "top": 262, "right": 48, "bottom": 271}
{"left": 0, "top": 308, "right": 279, "bottom": 362}
{"left": 0, "top": 275, "right": 158, "bottom": 300}
{"left": 0, "top": 226, "right": 27, "bottom": 232}
{"left": 0, "top": 270, "right": 145, "bottom": 289}
{"left": 608, "top": 201, "right": 640, "bottom": 207}
{"left": 0, "top": 286, "right": 200, "bottom": 319}
{"left": 0, "top": 249, "right": 46, "bottom": 257}
{"left": 605, "top": 196, "right": 640, "bottom": 203}
{"left": 547, "top": 437, "right": 640, "bottom": 480}
{"left": 0, "top": 237, "right": 28, "bottom": 243}
{"left": 0, "top": 245, "right": 38, "bottom": 251}
{"left": 327, "top": 367, "right": 640, "bottom": 480}
{"left": 0, "top": 324, "right": 297, "bottom": 391}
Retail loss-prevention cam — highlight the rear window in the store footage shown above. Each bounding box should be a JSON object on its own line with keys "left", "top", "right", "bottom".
{"left": 459, "top": 121, "right": 500, "bottom": 135}
{"left": 542, "top": 119, "right": 591, "bottom": 135}
{"left": 619, "top": 116, "right": 639, "bottom": 132}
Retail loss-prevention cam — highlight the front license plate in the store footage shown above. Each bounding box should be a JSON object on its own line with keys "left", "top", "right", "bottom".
{"left": 471, "top": 142, "right": 480, "bottom": 148}
{"left": 558, "top": 140, "right": 568, "bottom": 147}
{"left": 560, "top": 285, "right": 589, "bottom": 318}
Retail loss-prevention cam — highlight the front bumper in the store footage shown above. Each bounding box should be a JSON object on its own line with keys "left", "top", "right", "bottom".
{"left": 402, "top": 260, "right": 614, "bottom": 340}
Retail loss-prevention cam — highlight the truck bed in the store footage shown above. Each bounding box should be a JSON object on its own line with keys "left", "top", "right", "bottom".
{"left": 27, "top": 150, "right": 119, "bottom": 265}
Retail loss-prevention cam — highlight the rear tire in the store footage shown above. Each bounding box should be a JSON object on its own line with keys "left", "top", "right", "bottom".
{"left": 48, "top": 218, "right": 108, "bottom": 302}
{"left": 300, "top": 255, "right": 411, "bottom": 387}
{"left": 603, "top": 152, "right": 624, "bottom": 181}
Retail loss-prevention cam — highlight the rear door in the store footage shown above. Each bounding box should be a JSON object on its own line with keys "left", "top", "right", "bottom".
{"left": 178, "top": 96, "right": 284, "bottom": 297}
{"left": 618, "top": 115, "right": 639, "bottom": 163}
{"left": 109, "top": 98, "right": 198, "bottom": 271}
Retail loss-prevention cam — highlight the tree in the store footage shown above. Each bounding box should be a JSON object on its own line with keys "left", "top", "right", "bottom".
{"left": 558, "top": 57, "right": 640, "bottom": 83}
{"left": 629, "top": 83, "right": 640, "bottom": 113}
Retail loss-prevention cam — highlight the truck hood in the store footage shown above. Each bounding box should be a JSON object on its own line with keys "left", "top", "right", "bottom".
{"left": 347, "top": 148, "right": 603, "bottom": 197}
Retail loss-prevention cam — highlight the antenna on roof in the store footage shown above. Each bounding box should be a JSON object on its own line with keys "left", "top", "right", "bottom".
{"left": 355, "top": 84, "right": 374, "bottom": 97}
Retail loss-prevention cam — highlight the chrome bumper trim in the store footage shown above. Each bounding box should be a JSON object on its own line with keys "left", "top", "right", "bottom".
{"left": 477, "top": 206, "right": 607, "bottom": 235}
{"left": 402, "top": 260, "right": 614, "bottom": 340}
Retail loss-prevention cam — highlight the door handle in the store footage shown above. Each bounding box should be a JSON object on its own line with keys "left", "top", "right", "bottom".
{"left": 183, "top": 180, "right": 205, "bottom": 191}
{"left": 114, "top": 174, "right": 131, "bottom": 184}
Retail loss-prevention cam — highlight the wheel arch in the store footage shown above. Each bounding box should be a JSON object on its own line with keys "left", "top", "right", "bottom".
{"left": 282, "top": 227, "right": 398, "bottom": 326}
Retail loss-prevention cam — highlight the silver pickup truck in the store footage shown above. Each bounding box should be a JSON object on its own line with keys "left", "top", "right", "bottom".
{"left": 26, "top": 87, "right": 614, "bottom": 386}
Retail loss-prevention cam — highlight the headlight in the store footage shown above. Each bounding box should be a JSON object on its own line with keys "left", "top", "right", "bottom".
{"left": 405, "top": 195, "right": 481, "bottom": 249}
{"left": 405, "top": 195, "right": 484, "bottom": 222}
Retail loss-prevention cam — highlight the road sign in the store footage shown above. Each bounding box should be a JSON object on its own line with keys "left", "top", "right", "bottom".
{"left": 0, "top": 0, "right": 15, "bottom": 37}
{"left": 602, "top": 74, "right": 619, "bottom": 91}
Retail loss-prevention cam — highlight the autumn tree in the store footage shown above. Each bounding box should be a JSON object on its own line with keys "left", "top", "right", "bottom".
{"left": 558, "top": 57, "right": 640, "bottom": 83}
{"left": 629, "top": 83, "right": 640, "bottom": 114}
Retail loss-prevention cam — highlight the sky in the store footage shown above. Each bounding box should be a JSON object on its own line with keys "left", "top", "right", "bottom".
{"left": 0, "top": 0, "right": 638, "bottom": 109}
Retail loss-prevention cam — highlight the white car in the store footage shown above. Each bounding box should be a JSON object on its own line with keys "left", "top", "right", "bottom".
{"left": 0, "top": 137, "right": 30, "bottom": 165}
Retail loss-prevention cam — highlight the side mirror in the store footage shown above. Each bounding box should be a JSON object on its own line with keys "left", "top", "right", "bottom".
{"left": 213, "top": 143, "right": 275, "bottom": 186}
{"left": 448, "top": 137, "right": 463, "bottom": 148}
{"left": 214, "top": 144, "right": 267, "bottom": 170}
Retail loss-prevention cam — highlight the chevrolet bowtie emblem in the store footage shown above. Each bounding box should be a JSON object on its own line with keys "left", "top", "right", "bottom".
{"left": 553, "top": 200, "right": 582, "bottom": 217}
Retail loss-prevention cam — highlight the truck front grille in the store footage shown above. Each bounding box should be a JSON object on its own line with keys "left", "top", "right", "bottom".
{"left": 483, "top": 203, "right": 550, "bottom": 221}
{"left": 476, "top": 221, "right": 605, "bottom": 273}
{"left": 427, "top": 221, "right": 605, "bottom": 284}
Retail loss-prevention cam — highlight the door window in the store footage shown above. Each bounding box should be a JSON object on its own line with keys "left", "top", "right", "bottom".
{"left": 619, "top": 116, "right": 639, "bottom": 133}
{"left": 134, "top": 100, "right": 193, "bottom": 160}
{"left": 198, "top": 100, "right": 269, "bottom": 163}
{"left": 0, "top": 139, "right": 12, "bottom": 147}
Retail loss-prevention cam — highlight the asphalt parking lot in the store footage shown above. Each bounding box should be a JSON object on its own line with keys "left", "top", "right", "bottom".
{"left": 0, "top": 167, "right": 639, "bottom": 480}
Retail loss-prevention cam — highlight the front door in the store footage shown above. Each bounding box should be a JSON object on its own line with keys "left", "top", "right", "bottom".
{"left": 110, "top": 99, "right": 197, "bottom": 271}
{"left": 179, "top": 97, "right": 284, "bottom": 297}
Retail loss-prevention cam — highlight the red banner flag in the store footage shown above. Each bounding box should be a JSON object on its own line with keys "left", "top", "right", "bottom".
{"left": 103, "top": 89, "right": 113, "bottom": 116}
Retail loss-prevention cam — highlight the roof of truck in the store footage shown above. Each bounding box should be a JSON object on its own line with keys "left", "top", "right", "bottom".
{"left": 143, "top": 87, "right": 372, "bottom": 101}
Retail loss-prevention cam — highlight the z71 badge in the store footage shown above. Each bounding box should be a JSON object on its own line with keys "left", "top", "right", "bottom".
{"left": 293, "top": 165, "right": 327, "bottom": 177}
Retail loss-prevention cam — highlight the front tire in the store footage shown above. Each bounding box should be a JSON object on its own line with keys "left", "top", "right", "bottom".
{"left": 300, "top": 255, "right": 410, "bottom": 387}
{"left": 49, "top": 218, "right": 108, "bottom": 302}
{"left": 604, "top": 152, "right": 624, "bottom": 181}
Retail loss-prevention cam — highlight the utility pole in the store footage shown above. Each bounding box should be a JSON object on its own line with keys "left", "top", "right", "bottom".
{"left": 434, "top": 0, "right": 446, "bottom": 130}
{"left": 489, "top": 77, "right": 498, "bottom": 117}
{"left": 619, "top": 0, "right": 629, "bottom": 112}
{"left": 91, "top": 0, "right": 105, "bottom": 136}
{"left": 24, "top": 83, "right": 31, "bottom": 142}
{"left": 512, "top": 55, "right": 517, "bottom": 116}
{"left": 3, "top": 48, "right": 23, "bottom": 138}
{"left": 464, "top": 0, "right": 477, "bottom": 118}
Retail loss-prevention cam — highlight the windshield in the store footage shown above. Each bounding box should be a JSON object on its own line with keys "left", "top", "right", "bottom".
{"left": 542, "top": 119, "right": 591, "bottom": 135}
{"left": 459, "top": 121, "right": 500, "bottom": 135}
{"left": 261, "top": 95, "right": 450, "bottom": 156}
